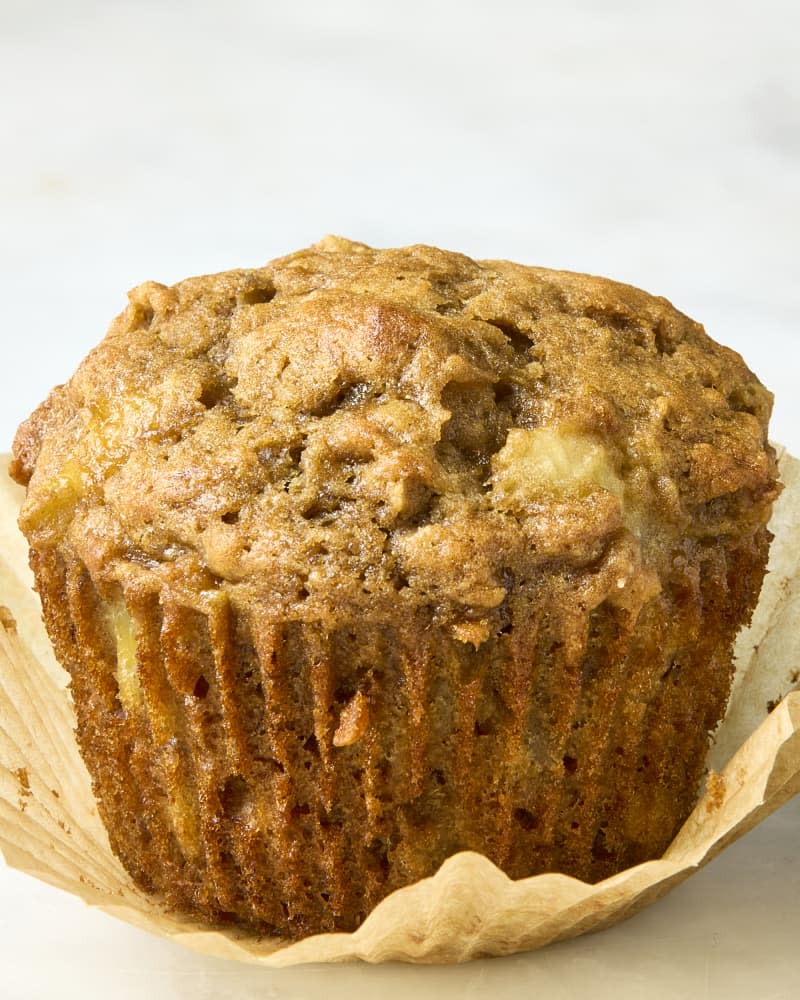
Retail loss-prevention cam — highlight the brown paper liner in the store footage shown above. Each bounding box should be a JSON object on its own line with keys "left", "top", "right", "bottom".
{"left": 1, "top": 449, "right": 798, "bottom": 966}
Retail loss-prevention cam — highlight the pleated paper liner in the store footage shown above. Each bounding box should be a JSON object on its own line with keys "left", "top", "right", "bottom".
{"left": 0, "top": 449, "right": 798, "bottom": 966}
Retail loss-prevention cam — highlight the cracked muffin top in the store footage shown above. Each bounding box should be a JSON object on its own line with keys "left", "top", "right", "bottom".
{"left": 11, "top": 236, "right": 779, "bottom": 629}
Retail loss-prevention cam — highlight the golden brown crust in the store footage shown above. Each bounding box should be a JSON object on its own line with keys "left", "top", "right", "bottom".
{"left": 12, "top": 237, "right": 780, "bottom": 938}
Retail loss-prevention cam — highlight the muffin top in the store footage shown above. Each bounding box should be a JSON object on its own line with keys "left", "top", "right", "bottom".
{"left": 12, "top": 237, "right": 779, "bottom": 629}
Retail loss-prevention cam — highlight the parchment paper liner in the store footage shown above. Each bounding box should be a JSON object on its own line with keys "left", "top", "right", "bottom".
{"left": 1, "top": 449, "right": 798, "bottom": 966}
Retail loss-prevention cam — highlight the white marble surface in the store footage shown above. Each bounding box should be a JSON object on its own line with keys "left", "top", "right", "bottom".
{"left": 1, "top": 1, "right": 798, "bottom": 997}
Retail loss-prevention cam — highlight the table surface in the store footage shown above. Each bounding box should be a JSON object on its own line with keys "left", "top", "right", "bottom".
{"left": 1, "top": 2, "right": 798, "bottom": 997}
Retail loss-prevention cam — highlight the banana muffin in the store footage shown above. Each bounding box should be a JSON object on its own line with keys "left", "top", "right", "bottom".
{"left": 10, "top": 237, "right": 780, "bottom": 938}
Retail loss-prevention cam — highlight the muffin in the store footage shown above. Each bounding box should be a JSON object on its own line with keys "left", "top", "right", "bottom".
{"left": 10, "top": 237, "right": 780, "bottom": 938}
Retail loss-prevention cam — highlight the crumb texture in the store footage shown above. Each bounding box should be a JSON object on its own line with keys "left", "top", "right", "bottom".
{"left": 12, "top": 238, "right": 779, "bottom": 937}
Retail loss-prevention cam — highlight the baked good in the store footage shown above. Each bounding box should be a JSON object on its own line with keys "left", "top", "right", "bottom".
{"left": 10, "top": 237, "right": 780, "bottom": 938}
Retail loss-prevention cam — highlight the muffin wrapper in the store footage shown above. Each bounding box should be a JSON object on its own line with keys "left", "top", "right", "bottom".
{"left": 0, "top": 448, "right": 798, "bottom": 966}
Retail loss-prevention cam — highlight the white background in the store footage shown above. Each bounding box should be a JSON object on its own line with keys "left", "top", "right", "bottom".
{"left": 1, "top": 1, "right": 798, "bottom": 997}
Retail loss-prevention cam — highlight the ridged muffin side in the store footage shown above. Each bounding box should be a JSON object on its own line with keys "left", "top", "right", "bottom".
{"left": 12, "top": 238, "right": 780, "bottom": 937}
